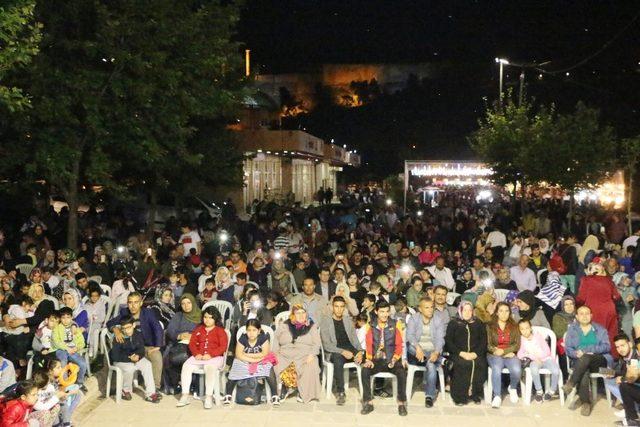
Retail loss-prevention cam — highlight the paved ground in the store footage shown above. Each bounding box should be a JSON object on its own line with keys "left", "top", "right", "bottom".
{"left": 76, "top": 382, "right": 621, "bottom": 427}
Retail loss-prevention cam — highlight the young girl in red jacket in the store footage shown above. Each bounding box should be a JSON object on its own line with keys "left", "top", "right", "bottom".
{"left": 176, "top": 305, "right": 228, "bottom": 410}
{"left": 0, "top": 381, "right": 38, "bottom": 427}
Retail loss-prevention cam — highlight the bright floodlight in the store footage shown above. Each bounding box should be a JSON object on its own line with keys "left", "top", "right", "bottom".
{"left": 495, "top": 57, "right": 510, "bottom": 65}
{"left": 386, "top": 198, "right": 393, "bottom": 206}
{"left": 219, "top": 231, "right": 229, "bottom": 243}
{"left": 416, "top": 210, "right": 423, "bottom": 217}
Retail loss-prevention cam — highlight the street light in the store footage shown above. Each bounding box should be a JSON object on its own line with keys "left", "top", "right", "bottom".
{"left": 495, "top": 57, "right": 509, "bottom": 108}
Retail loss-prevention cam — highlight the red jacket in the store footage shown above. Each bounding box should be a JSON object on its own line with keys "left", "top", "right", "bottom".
{"left": 188, "top": 325, "right": 228, "bottom": 357}
{"left": 0, "top": 399, "right": 32, "bottom": 427}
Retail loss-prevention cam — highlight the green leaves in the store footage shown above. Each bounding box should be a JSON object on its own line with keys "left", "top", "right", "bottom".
{"left": 0, "top": 0, "right": 41, "bottom": 112}
{"left": 471, "top": 98, "right": 616, "bottom": 195}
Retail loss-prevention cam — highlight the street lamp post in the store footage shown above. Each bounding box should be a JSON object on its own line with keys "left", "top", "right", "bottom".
{"left": 495, "top": 57, "right": 509, "bottom": 108}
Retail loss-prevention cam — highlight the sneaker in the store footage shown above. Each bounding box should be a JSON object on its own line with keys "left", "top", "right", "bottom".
{"left": 398, "top": 404, "right": 407, "bottom": 416}
{"left": 335, "top": 391, "right": 345, "bottom": 405}
{"left": 614, "top": 409, "right": 626, "bottom": 418}
{"left": 121, "top": 391, "right": 132, "bottom": 401}
{"left": 534, "top": 391, "right": 543, "bottom": 403}
{"left": 425, "top": 396, "right": 434, "bottom": 408}
{"left": 580, "top": 402, "right": 592, "bottom": 417}
{"left": 361, "top": 402, "right": 374, "bottom": 415}
{"left": 491, "top": 395, "right": 501, "bottom": 408}
{"left": 204, "top": 396, "right": 213, "bottom": 409}
{"left": 270, "top": 395, "right": 280, "bottom": 406}
{"left": 508, "top": 388, "right": 519, "bottom": 404}
{"left": 472, "top": 395, "right": 482, "bottom": 405}
{"left": 222, "top": 395, "right": 232, "bottom": 406}
{"left": 176, "top": 395, "right": 190, "bottom": 407}
{"left": 296, "top": 396, "right": 303, "bottom": 403}
{"left": 145, "top": 393, "right": 161, "bottom": 404}
{"left": 543, "top": 392, "right": 557, "bottom": 401}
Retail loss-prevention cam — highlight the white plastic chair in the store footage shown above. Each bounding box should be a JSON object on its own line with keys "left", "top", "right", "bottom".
{"left": 484, "top": 366, "right": 526, "bottom": 404}
{"left": 370, "top": 372, "right": 398, "bottom": 400}
{"left": 563, "top": 332, "right": 612, "bottom": 406}
{"left": 405, "top": 361, "right": 446, "bottom": 401}
{"left": 522, "top": 326, "right": 565, "bottom": 405}
{"left": 89, "top": 275, "right": 103, "bottom": 285}
{"left": 202, "top": 300, "right": 233, "bottom": 329}
{"left": 102, "top": 328, "right": 142, "bottom": 403}
{"left": 194, "top": 329, "right": 232, "bottom": 405}
{"left": 274, "top": 311, "right": 291, "bottom": 328}
{"left": 100, "top": 284, "right": 111, "bottom": 298}
{"left": 320, "top": 343, "right": 363, "bottom": 399}
{"left": 16, "top": 263, "right": 34, "bottom": 277}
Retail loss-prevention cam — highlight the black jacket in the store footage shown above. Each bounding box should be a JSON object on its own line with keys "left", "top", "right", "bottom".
{"left": 110, "top": 329, "right": 146, "bottom": 364}
{"left": 315, "top": 280, "right": 337, "bottom": 299}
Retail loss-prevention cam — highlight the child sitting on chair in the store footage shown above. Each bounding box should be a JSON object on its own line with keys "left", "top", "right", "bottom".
{"left": 109, "top": 316, "right": 160, "bottom": 403}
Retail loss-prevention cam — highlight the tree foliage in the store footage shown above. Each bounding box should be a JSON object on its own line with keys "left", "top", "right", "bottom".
{"left": 0, "top": 0, "right": 41, "bottom": 112}
{"left": 471, "top": 98, "right": 616, "bottom": 197}
{"left": 16, "top": 0, "right": 246, "bottom": 248}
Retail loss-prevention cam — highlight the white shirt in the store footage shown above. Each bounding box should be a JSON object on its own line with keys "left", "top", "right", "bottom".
{"left": 509, "top": 266, "right": 537, "bottom": 292}
{"left": 427, "top": 265, "right": 456, "bottom": 291}
{"left": 486, "top": 230, "right": 507, "bottom": 248}
{"left": 179, "top": 230, "right": 201, "bottom": 255}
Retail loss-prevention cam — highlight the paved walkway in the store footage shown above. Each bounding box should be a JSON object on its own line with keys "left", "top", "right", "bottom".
{"left": 77, "top": 386, "right": 620, "bottom": 427}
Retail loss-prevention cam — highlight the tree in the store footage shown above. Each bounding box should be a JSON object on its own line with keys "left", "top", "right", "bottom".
{"left": 469, "top": 97, "right": 543, "bottom": 200}
{"left": 0, "top": 0, "right": 41, "bottom": 112}
{"left": 620, "top": 136, "right": 640, "bottom": 235}
{"left": 21, "top": 0, "right": 246, "bottom": 249}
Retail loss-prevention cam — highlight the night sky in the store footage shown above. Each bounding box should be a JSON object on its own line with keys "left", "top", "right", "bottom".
{"left": 238, "top": 1, "right": 640, "bottom": 175}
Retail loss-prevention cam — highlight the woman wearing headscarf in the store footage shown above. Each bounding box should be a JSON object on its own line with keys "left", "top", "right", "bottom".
{"left": 304, "top": 219, "right": 328, "bottom": 258}
{"left": 164, "top": 293, "right": 201, "bottom": 393}
{"left": 445, "top": 300, "right": 488, "bottom": 406}
{"left": 273, "top": 304, "right": 321, "bottom": 403}
{"left": 494, "top": 267, "right": 517, "bottom": 291}
{"left": 326, "top": 283, "right": 359, "bottom": 317}
{"left": 514, "top": 290, "right": 550, "bottom": 328}
{"left": 214, "top": 266, "right": 235, "bottom": 304}
{"left": 575, "top": 235, "right": 600, "bottom": 289}
{"left": 62, "top": 288, "right": 89, "bottom": 336}
{"left": 267, "top": 259, "right": 296, "bottom": 301}
{"left": 576, "top": 262, "right": 621, "bottom": 356}
{"left": 148, "top": 285, "right": 176, "bottom": 329}
{"left": 614, "top": 272, "right": 637, "bottom": 339}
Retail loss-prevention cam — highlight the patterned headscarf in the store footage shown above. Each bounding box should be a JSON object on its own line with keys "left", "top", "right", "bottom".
{"left": 457, "top": 300, "right": 475, "bottom": 322}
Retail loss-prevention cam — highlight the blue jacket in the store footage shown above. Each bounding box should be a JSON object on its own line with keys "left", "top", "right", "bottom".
{"left": 107, "top": 307, "right": 164, "bottom": 348}
{"left": 406, "top": 312, "right": 446, "bottom": 355}
{"left": 565, "top": 321, "right": 613, "bottom": 367}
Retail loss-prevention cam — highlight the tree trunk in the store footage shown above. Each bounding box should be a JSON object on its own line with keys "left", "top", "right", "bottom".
{"left": 65, "top": 159, "right": 80, "bottom": 250}
{"left": 568, "top": 192, "right": 575, "bottom": 233}
{"left": 146, "top": 188, "right": 158, "bottom": 238}
{"left": 628, "top": 167, "right": 634, "bottom": 236}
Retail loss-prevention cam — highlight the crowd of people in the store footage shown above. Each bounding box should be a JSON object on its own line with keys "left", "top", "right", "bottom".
{"left": 1, "top": 191, "right": 640, "bottom": 426}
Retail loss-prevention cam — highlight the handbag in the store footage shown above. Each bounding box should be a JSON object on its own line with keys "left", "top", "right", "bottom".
{"left": 235, "top": 377, "right": 265, "bottom": 405}
{"left": 280, "top": 362, "right": 298, "bottom": 388}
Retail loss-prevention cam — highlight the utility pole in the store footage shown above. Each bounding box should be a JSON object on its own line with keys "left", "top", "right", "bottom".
{"left": 518, "top": 70, "right": 525, "bottom": 106}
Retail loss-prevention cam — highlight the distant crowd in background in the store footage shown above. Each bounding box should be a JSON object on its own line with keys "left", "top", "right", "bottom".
{"left": 2, "top": 190, "right": 640, "bottom": 426}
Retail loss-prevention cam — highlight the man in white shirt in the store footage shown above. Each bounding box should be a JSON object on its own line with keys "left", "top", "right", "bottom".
{"left": 427, "top": 256, "right": 455, "bottom": 291}
{"left": 486, "top": 227, "right": 507, "bottom": 262}
{"left": 509, "top": 255, "right": 537, "bottom": 292}
{"left": 178, "top": 223, "right": 201, "bottom": 255}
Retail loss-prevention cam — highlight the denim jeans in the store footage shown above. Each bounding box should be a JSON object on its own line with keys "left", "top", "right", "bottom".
{"left": 487, "top": 354, "right": 521, "bottom": 397}
{"left": 604, "top": 378, "right": 622, "bottom": 403}
{"left": 55, "top": 350, "right": 87, "bottom": 385}
{"left": 408, "top": 352, "right": 441, "bottom": 398}
{"left": 529, "top": 359, "right": 560, "bottom": 393}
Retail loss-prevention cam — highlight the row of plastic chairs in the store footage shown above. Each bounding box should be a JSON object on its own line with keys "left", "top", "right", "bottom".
{"left": 102, "top": 323, "right": 275, "bottom": 404}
